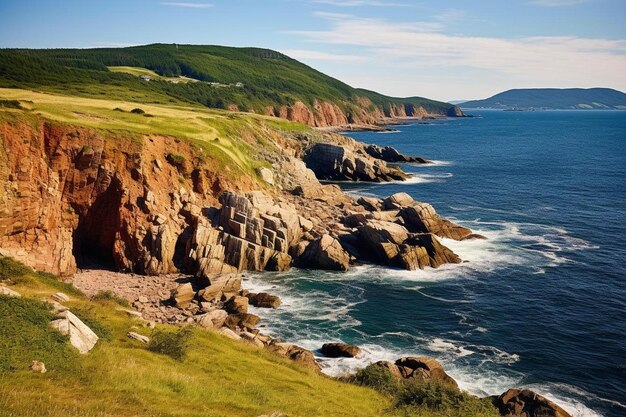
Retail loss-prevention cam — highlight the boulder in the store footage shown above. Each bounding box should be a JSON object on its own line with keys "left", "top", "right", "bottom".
{"left": 383, "top": 192, "right": 414, "bottom": 210}
{"left": 321, "top": 342, "right": 361, "bottom": 358}
{"left": 171, "top": 282, "right": 195, "bottom": 308}
{"left": 29, "top": 360, "right": 47, "bottom": 373}
{"left": 0, "top": 285, "right": 21, "bottom": 297}
{"left": 49, "top": 311, "right": 99, "bottom": 354}
{"left": 357, "top": 197, "right": 383, "bottom": 211}
{"left": 247, "top": 292, "right": 281, "bottom": 309}
{"left": 196, "top": 309, "right": 228, "bottom": 329}
{"left": 493, "top": 389, "right": 571, "bottom": 417}
{"left": 265, "top": 252, "right": 292, "bottom": 272}
{"left": 399, "top": 203, "right": 472, "bottom": 240}
{"left": 398, "top": 234, "right": 462, "bottom": 269}
{"left": 267, "top": 342, "right": 321, "bottom": 373}
{"left": 224, "top": 295, "right": 249, "bottom": 314}
{"left": 197, "top": 274, "right": 241, "bottom": 302}
{"left": 371, "top": 360, "right": 404, "bottom": 380}
{"left": 297, "top": 234, "right": 350, "bottom": 271}
{"left": 51, "top": 292, "right": 70, "bottom": 303}
{"left": 257, "top": 167, "right": 274, "bottom": 185}
{"left": 394, "top": 356, "right": 458, "bottom": 387}
{"left": 127, "top": 332, "right": 150, "bottom": 344}
{"left": 217, "top": 327, "right": 242, "bottom": 341}
{"left": 224, "top": 313, "right": 260, "bottom": 331}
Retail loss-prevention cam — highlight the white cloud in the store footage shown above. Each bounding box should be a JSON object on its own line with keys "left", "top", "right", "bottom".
{"left": 527, "top": 0, "right": 589, "bottom": 6}
{"left": 281, "top": 49, "right": 366, "bottom": 62}
{"left": 288, "top": 14, "right": 626, "bottom": 100}
{"left": 312, "top": 0, "right": 409, "bottom": 6}
{"left": 160, "top": 2, "right": 213, "bottom": 8}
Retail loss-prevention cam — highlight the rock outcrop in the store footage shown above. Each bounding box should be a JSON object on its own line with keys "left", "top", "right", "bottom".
{"left": 321, "top": 342, "right": 361, "bottom": 358}
{"left": 296, "top": 234, "right": 350, "bottom": 271}
{"left": 492, "top": 389, "right": 572, "bottom": 417}
{"left": 370, "top": 356, "right": 458, "bottom": 387}
{"left": 365, "top": 144, "right": 430, "bottom": 164}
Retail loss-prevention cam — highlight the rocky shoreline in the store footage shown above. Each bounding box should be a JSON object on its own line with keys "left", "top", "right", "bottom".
{"left": 0, "top": 117, "right": 570, "bottom": 417}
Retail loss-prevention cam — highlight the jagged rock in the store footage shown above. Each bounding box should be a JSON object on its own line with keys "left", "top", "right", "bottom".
{"left": 51, "top": 292, "right": 70, "bottom": 303}
{"left": 303, "top": 143, "right": 406, "bottom": 182}
{"left": 224, "top": 313, "right": 260, "bottom": 331}
{"left": 171, "top": 282, "right": 195, "bottom": 308}
{"left": 257, "top": 167, "right": 274, "bottom": 185}
{"left": 266, "top": 252, "right": 292, "bottom": 271}
{"left": 297, "top": 234, "right": 350, "bottom": 271}
{"left": 0, "top": 285, "right": 21, "bottom": 297}
{"left": 372, "top": 361, "right": 404, "bottom": 379}
{"left": 395, "top": 356, "right": 458, "bottom": 387}
{"left": 401, "top": 234, "right": 462, "bottom": 268}
{"left": 30, "top": 360, "right": 47, "bottom": 373}
{"left": 127, "top": 331, "right": 150, "bottom": 344}
{"left": 196, "top": 309, "right": 229, "bottom": 329}
{"left": 358, "top": 220, "right": 409, "bottom": 246}
{"left": 224, "top": 295, "right": 249, "bottom": 314}
{"left": 492, "top": 389, "right": 571, "bottom": 417}
{"left": 197, "top": 274, "right": 241, "bottom": 302}
{"left": 383, "top": 192, "right": 414, "bottom": 210}
{"left": 267, "top": 342, "right": 321, "bottom": 373}
{"left": 365, "top": 144, "right": 430, "bottom": 164}
{"left": 247, "top": 292, "right": 281, "bottom": 309}
{"left": 357, "top": 197, "right": 383, "bottom": 211}
{"left": 49, "top": 311, "right": 98, "bottom": 354}
{"left": 321, "top": 343, "right": 361, "bottom": 358}
{"left": 400, "top": 203, "right": 472, "bottom": 240}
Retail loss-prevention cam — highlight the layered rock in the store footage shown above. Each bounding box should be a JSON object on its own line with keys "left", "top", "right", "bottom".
{"left": 303, "top": 143, "right": 407, "bottom": 182}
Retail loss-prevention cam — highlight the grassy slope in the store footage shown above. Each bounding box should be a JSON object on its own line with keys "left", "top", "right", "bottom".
{"left": 0, "top": 87, "right": 309, "bottom": 180}
{"left": 0, "top": 257, "right": 396, "bottom": 417}
{"left": 0, "top": 44, "right": 456, "bottom": 116}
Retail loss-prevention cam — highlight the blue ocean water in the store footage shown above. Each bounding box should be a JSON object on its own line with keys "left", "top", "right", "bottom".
{"left": 245, "top": 110, "right": 626, "bottom": 417}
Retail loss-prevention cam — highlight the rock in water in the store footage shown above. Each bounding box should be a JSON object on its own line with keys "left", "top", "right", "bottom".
{"left": 296, "top": 234, "right": 350, "bottom": 271}
{"left": 247, "top": 292, "right": 281, "bottom": 309}
{"left": 399, "top": 202, "right": 472, "bottom": 240}
{"left": 492, "top": 389, "right": 572, "bottom": 417}
{"left": 321, "top": 343, "right": 361, "bottom": 358}
{"left": 49, "top": 311, "right": 99, "bottom": 354}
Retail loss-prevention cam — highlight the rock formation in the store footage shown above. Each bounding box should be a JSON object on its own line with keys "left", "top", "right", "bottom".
{"left": 370, "top": 356, "right": 458, "bottom": 388}
{"left": 321, "top": 342, "right": 361, "bottom": 358}
{"left": 492, "top": 389, "right": 572, "bottom": 417}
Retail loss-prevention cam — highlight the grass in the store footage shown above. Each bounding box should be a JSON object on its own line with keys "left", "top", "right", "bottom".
{"left": 0, "top": 257, "right": 398, "bottom": 417}
{"left": 0, "top": 87, "right": 308, "bottom": 180}
{"left": 108, "top": 66, "right": 199, "bottom": 84}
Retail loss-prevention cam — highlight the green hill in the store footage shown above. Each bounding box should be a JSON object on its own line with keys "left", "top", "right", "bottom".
{"left": 0, "top": 44, "right": 459, "bottom": 124}
{"left": 461, "top": 88, "right": 626, "bottom": 110}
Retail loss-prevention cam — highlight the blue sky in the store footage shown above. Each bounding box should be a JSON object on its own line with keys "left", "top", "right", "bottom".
{"left": 1, "top": 0, "right": 625, "bottom": 101}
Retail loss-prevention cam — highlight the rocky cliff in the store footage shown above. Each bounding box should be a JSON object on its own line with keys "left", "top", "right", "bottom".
{"left": 0, "top": 116, "right": 473, "bottom": 279}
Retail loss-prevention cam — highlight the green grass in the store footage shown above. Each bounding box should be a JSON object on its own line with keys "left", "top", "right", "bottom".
{"left": 0, "top": 44, "right": 457, "bottom": 117}
{"left": 0, "top": 256, "right": 500, "bottom": 417}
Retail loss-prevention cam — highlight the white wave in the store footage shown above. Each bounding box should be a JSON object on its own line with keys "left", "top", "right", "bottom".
{"left": 427, "top": 338, "right": 474, "bottom": 357}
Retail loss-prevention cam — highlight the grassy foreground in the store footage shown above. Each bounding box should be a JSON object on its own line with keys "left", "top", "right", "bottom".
{"left": 0, "top": 256, "right": 500, "bottom": 417}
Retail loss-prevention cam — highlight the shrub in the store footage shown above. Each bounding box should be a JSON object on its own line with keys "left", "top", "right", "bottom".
{"left": 0, "top": 100, "right": 23, "bottom": 109}
{"left": 350, "top": 363, "right": 402, "bottom": 395}
{"left": 148, "top": 327, "right": 193, "bottom": 361}
{"left": 166, "top": 152, "right": 186, "bottom": 165}
{"left": 91, "top": 290, "right": 130, "bottom": 307}
{"left": 0, "top": 256, "right": 31, "bottom": 282}
{"left": 130, "top": 108, "right": 145, "bottom": 114}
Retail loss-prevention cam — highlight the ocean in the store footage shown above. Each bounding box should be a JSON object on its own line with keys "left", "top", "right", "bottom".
{"left": 245, "top": 110, "right": 626, "bottom": 417}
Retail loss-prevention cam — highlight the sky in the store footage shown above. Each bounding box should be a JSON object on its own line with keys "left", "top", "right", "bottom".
{"left": 1, "top": 0, "right": 625, "bottom": 101}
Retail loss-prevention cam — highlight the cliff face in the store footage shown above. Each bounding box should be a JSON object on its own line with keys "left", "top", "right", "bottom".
{"left": 264, "top": 96, "right": 460, "bottom": 127}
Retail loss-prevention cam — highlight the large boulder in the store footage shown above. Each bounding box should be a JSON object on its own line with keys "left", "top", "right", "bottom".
{"left": 171, "top": 282, "right": 195, "bottom": 308}
{"left": 394, "top": 356, "right": 458, "bottom": 387}
{"left": 492, "top": 389, "right": 571, "bottom": 417}
{"left": 197, "top": 273, "right": 241, "bottom": 302}
{"left": 268, "top": 342, "right": 321, "bottom": 373}
{"left": 399, "top": 203, "right": 472, "bottom": 240}
{"left": 224, "top": 295, "right": 249, "bottom": 314}
{"left": 196, "top": 309, "right": 228, "bottom": 329}
{"left": 224, "top": 313, "right": 260, "bottom": 331}
{"left": 297, "top": 234, "right": 350, "bottom": 271}
{"left": 247, "top": 292, "right": 281, "bottom": 309}
{"left": 49, "top": 311, "right": 99, "bottom": 354}
{"left": 383, "top": 192, "right": 414, "bottom": 210}
{"left": 321, "top": 342, "right": 361, "bottom": 358}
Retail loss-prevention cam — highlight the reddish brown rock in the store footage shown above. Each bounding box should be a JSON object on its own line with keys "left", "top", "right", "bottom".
{"left": 493, "top": 389, "right": 571, "bottom": 417}
{"left": 321, "top": 343, "right": 361, "bottom": 358}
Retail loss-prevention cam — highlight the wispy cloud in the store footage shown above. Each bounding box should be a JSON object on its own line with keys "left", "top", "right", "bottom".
{"left": 312, "top": 0, "right": 409, "bottom": 7}
{"left": 288, "top": 13, "right": 626, "bottom": 98}
{"left": 160, "top": 2, "right": 213, "bottom": 8}
{"left": 281, "top": 49, "right": 366, "bottom": 62}
{"left": 527, "top": 0, "right": 589, "bottom": 6}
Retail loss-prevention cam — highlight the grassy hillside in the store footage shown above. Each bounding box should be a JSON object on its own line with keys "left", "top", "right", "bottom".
{"left": 462, "top": 88, "right": 626, "bottom": 109}
{"left": 0, "top": 256, "right": 498, "bottom": 417}
{"left": 0, "top": 44, "right": 456, "bottom": 118}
